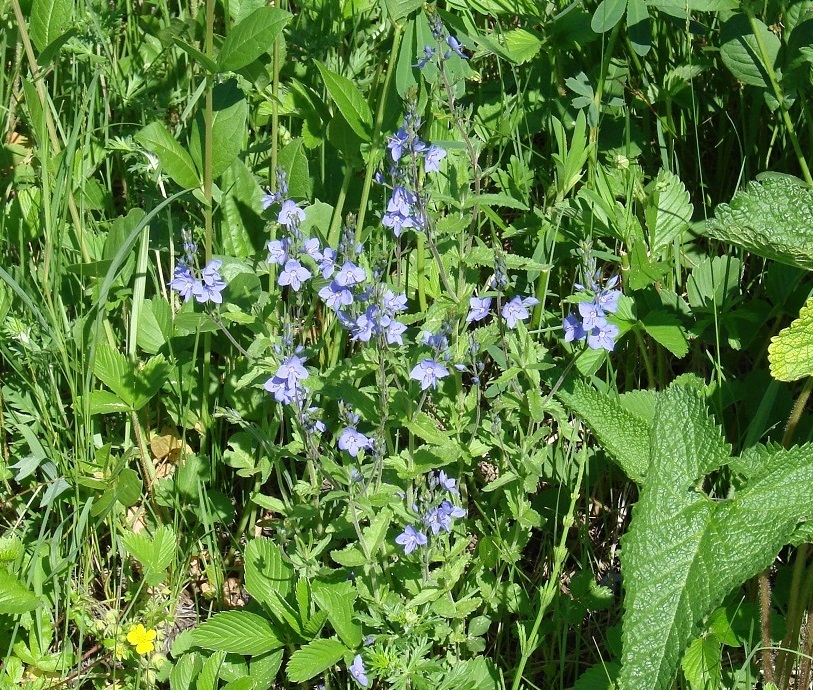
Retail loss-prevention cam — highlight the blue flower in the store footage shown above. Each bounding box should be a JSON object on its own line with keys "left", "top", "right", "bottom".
{"left": 318, "top": 281, "right": 354, "bottom": 311}
{"left": 334, "top": 261, "right": 366, "bottom": 287}
{"left": 338, "top": 427, "right": 372, "bottom": 457}
{"left": 302, "top": 237, "right": 322, "bottom": 262}
{"left": 318, "top": 247, "right": 337, "bottom": 278}
{"left": 266, "top": 239, "right": 288, "bottom": 266}
{"left": 502, "top": 296, "right": 539, "bottom": 329}
{"left": 420, "top": 329, "right": 449, "bottom": 353}
{"left": 349, "top": 654, "right": 368, "bottom": 688}
{"left": 382, "top": 290, "right": 407, "bottom": 314}
{"left": 264, "top": 354, "right": 309, "bottom": 404}
{"left": 424, "top": 145, "right": 447, "bottom": 173}
{"left": 430, "top": 470, "right": 459, "bottom": 494}
{"left": 414, "top": 45, "right": 436, "bottom": 69}
{"left": 278, "top": 199, "right": 305, "bottom": 228}
{"left": 439, "top": 499, "right": 466, "bottom": 519}
{"left": 466, "top": 296, "right": 492, "bottom": 323}
{"left": 563, "top": 312, "right": 586, "bottom": 343}
{"left": 192, "top": 259, "right": 227, "bottom": 304}
{"left": 597, "top": 287, "right": 622, "bottom": 314}
{"left": 382, "top": 210, "right": 415, "bottom": 237}
{"left": 383, "top": 317, "right": 407, "bottom": 346}
{"left": 445, "top": 35, "right": 468, "bottom": 59}
{"left": 388, "top": 186, "right": 415, "bottom": 216}
{"left": 351, "top": 309, "right": 377, "bottom": 343}
{"left": 587, "top": 321, "right": 620, "bottom": 351}
{"left": 424, "top": 506, "right": 452, "bottom": 535}
{"left": 170, "top": 262, "right": 197, "bottom": 302}
{"left": 278, "top": 259, "right": 312, "bottom": 291}
{"left": 410, "top": 358, "right": 449, "bottom": 390}
{"left": 578, "top": 300, "right": 606, "bottom": 331}
{"left": 387, "top": 128, "right": 410, "bottom": 162}
{"left": 260, "top": 190, "right": 280, "bottom": 210}
{"left": 395, "top": 525, "right": 428, "bottom": 554}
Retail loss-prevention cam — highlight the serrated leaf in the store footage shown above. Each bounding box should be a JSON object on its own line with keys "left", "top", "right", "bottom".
{"left": 681, "top": 635, "right": 721, "bottom": 690}
{"left": 30, "top": 0, "right": 71, "bottom": 53}
{"left": 554, "top": 377, "right": 652, "bottom": 483}
{"left": 769, "top": 296, "right": 813, "bottom": 381}
{"left": 646, "top": 169, "right": 693, "bottom": 251}
{"left": 619, "top": 387, "right": 813, "bottom": 690}
{"left": 707, "top": 175, "right": 813, "bottom": 270}
{"left": 641, "top": 310, "right": 689, "bottom": 358}
{"left": 192, "top": 611, "right": 283, "bottom": 655}
{"left": 121, "top": 526, "right": 176, "bottom": 584}
{"left": 196, "top": 651, "right": 226, "bottom": 690}
{"left": 573, "top": 661, "right": 620, "bottom": 690}
{"left": 720, "top": 13, "right": 780, "bottom": 88}
{"left": 315, "top": 61, "right": 373, "bottom": 142}
{"left": 137, "top": 297, "right": 173, "bottom": 354}
{"left": 135, "top": 122, "right": 200, "bottom": 189}
{"left": 591, "top": 0, "right": 626, "bottom": 33}
{"left": 384, "top": 0, "right": 423, "bottom": 21}
{"left": 244, "top": 538, "right": 293, "bottom": 606}
{"left": 217, "top": 7, "right": 292, "bottom": 72}
{"left": 0, "top": 571, "right": 40, "bottom": 614}
{"left": 93, "top": 344, "right": 170, "bottom": 410}
{"left": 285, "top": 639, "right": 348, "bottom": 683}
{"left": 503, "top": 28, "right": 543, "bottom": 64}
{"left": 312, "top": 581, "right": 362, "bottom": 648}
{"left": 170, "top": 651, "right": 201, "bottom": 690}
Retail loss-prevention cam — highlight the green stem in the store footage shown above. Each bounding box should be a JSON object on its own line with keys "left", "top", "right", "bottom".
{"left": 511, "top": 439, "right": 588, "bottom": 690}
{"left": 328, "top": 164, "right": 353, "bottom": 248}
{"left": 744, "top": 7, "right": 812, "bottom": 186}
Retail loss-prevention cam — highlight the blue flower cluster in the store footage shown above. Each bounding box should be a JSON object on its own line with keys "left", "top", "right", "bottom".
{"left": 409, "top": 324, "right": 453, "bottom": 390}
{"left": 395, "top": 471, "right": 466, "bottom": 554}
{"left": 169, "top": 229, "right": 227, "bottom": 305}
{"left": 263, "top": 349, "right": 308, "bottom": 405}
{"left": 465, "top": 294, "right": 539, "bottom": 329}
{"left": 562, "top": 274, "right": 622, "bottom": 352}
{"left": 337, "top": 407, "right": 373, "bottom": 458}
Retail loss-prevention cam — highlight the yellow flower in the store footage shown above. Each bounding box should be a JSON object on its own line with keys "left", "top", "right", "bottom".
{"left": 126, "top": 624, "right": 157, "bottom": 655}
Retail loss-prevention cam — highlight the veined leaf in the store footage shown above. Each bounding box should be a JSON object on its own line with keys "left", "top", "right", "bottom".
{"left": 646, "top": 169, "right": 693, "bottom": 252}
{"left": 135, "top": 122, "right": 200, "bottom": 190}
{"left": 707, "top": 175, "right": 813, "bottom": 270}
{"left": 189, "top": 79, "right": 247, "bottom": 179}
{"left": 312, "top": 581, "right": 362, "bottom": 648}
{"left": 192, "top": 611, "right": 283, "bottom": 655}
{"left": 217, "top": 7, "right": 292, "bottom": 72}
{"left": 720, "top": 12, "right": 780, "bottom": 88}
{"left": 769, "top": 296, "right": 813, "bottom": 381}
{"left": 244, "top": 538, "right": 293, "bottom": 606}
{"left": 30, "top": 0, "right": 71, "bottom": 53}
{"left": 285, "top": 638, "right": 348, "bottom": 683}
{"left": 0, "top": 571, "right": 40, "bottom": 614}
{"left": 315, "top": 61, "right": 373, "bottom": 142}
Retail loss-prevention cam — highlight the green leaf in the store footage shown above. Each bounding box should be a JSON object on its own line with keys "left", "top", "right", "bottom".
{"left": 285, "top": 638, "right": 348, "bottom": 683}
{"left": 196, "top": 651, "right": 226, "bottom": 690}
{"left": 503, "top": 28, "right": 543, "bottom": 64}
{"left": 121, "top": 525, "right": 176, "bottom": 585}
{"left": 172, "top": 38, "right": 219, "bottom": 74}
{"left": 769, "top": 296, "right": 813, "bottom": 381}
{"left": 189, "top": 79, "right": 248, "bottom": 178}
{"left": 220, "top": 158, "right": 265, "bottom": 258}
{"left": 707, "top": 175, "right": 813, "bottom": 270}
{"left": 720, "top": 13, "right": 780, "bottom": 88}
{"left": 0, "top": 571, "right": 40, "bottom": 614}
{"left": 554, "top": 377, "right": 652, "bottom": 483}
{"left": 137, "top": 297, "right": 173, "bottom": 355}
{"left": 170, "top": 652, "right": 201, "bottom": 690}
{"left": 135, "top": 122, "right": 200, "bottom": 189}
{"left": 626, "top": 0, "right": 651, "bottom": 56}
{"left": 277, "top": 138, "right": 312, "bottom": 199}
{"left": 618, "top": 387, "right": 813, "bottom": 690}
{"left": 396, "top": 18, "right": 419, "bottom": 98}
{"left": 29, "top": 0, "right": 71, "bottom": 53}
{"left": 640, "top": 310, "right": 689, "bottom": 358}
{"left": 384, "top": 0, "right": 423, "bottom": 21}
{"left": 573, "top": 661, "right": 620, "bottom": 690}
{"left": 312, "top": 581, "right": 362, "bottom": 648}
{"left": 217, "top": 7, "right": 292, "bottom": 72}
{"left": 315, "top": 61, "right": 373, "bottom": 142}
{"left": 192, "top": 611, "right": 283, "bottom": 655}
{"left": 645, "top": 169, "right": 693, "bottom": 252}
{"left": 681, "top": 635, "right": 722, "bottom": 690}
{"left": 591, "top": 0, "right": 626, "bottom": 33}
{"left": 243, "top": 538, "right": 293, "bottom": 606}
{"left": 93, "top": 344, "right": 170, "bottom": 410}
{"left": 87, "top": 390, "right": 131, "bottom": 415}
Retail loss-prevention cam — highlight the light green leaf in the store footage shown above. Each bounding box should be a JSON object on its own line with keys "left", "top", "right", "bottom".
{"left": 641, "top": 310, "right": 689, "bottom": 358}
{"left": 277, "top": 138, "right": 312, "bottom": 199}
{"left": 135, "top": 122, "right": 200, "bottom": 190}
{"left": 681, "top": 635, "right": 722, "bottom": 690}
{"left": 121, "top": 526, "right": 176, "bottom": 585}
{"left": 87, "top": 390, "right": 131, "bottom": 415}
{"left": 618, "top": 387, "right": 813, "bottom": 690}
{"left": 573, "top": 661, "right": 620, "bottom": 690}
{"left": 93, "top": 344, "right": 170, "bottom": 410}
{"left": 312, "top": 581, "right": 362, "bottom": 648}
{"left": 720, "top": 13, "right": 780, "bottom": 88}
{"left": 244, "top": 538, "right": 293, "bottom": 605}
{"left": 706, "top": 175, "right": 813, "bottom": 270}
{"left": 189, "top": 80, "right": 248, "bottom": 178}
{"left": 315, "top": 61, "right": 373, "bottom": 142}
{"left": 285, "top": 638, "right": 348, "bottom": 683}
{"left": 769, "top": 296, "right": 813, "bottom": 381}
{"left": 196, "top": 651, "right": 225, "bottom": 690}
{"left": 170, "top": 651, "right": 201, "bottom": 690}
{"left": 591, "top": 0, "right": 626, "bottom": 33}
{"left": 30, "top": 0, "right": 71, "bottom": 53}
{"left": 192, "top": 611, "right": 283, "bottom": 655}
{"left": 137, "top": 297, "right": 173, "bottom": 355}
{"left": 383, "top": 0, "right": 423, "bottom": 21}
{"left": 503, "top": 28, "right": 543, "bottom": 64}
{"left": 220, "top": 158, "right": 265, "bottom": 258}
{"left": 646, "top": 169, "right": 693, "bottom": 252}
{"left": 0, "top": 571, "right": 40, "bottom": 614}
{"left": 217, "top": 7, "right": 292, "bottom": 72}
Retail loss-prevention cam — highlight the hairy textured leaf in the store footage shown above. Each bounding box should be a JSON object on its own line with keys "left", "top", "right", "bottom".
{"left": 135, "top": 122, "right": 200, "bottom": 190}
{"left": 768, "top": 296, "right": 813, "bottom": 381}
{"left": 285, "top": 638, "right": 348, "bottom": 683}
{"left": 0, "top": 571, "right": 40, "bottom": 614}
{"left": 707, "top": 175, "right": 813, "bottom": 270}
{"left": 217, "top": 7, "right": 291, "bottom": 72}
{"left": 192, "top": 611, "right": 282, "bottom": 655}
{"left": 646, "top": 169, "right": 693, "bottom": 252}
{"left": 720, "top": 13, "right": 780, "bottom": 88}
{"left": 619, "top": 387, "right": 813, "bottom": 690}
{"left": 30, "top": 0, "right": 71, "bottom": 53}
{"left": 554, "top": 377, "right": 651, "bottom": 483}
{"left": 315, "top": 61, "right": 373, "bottom": 142}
